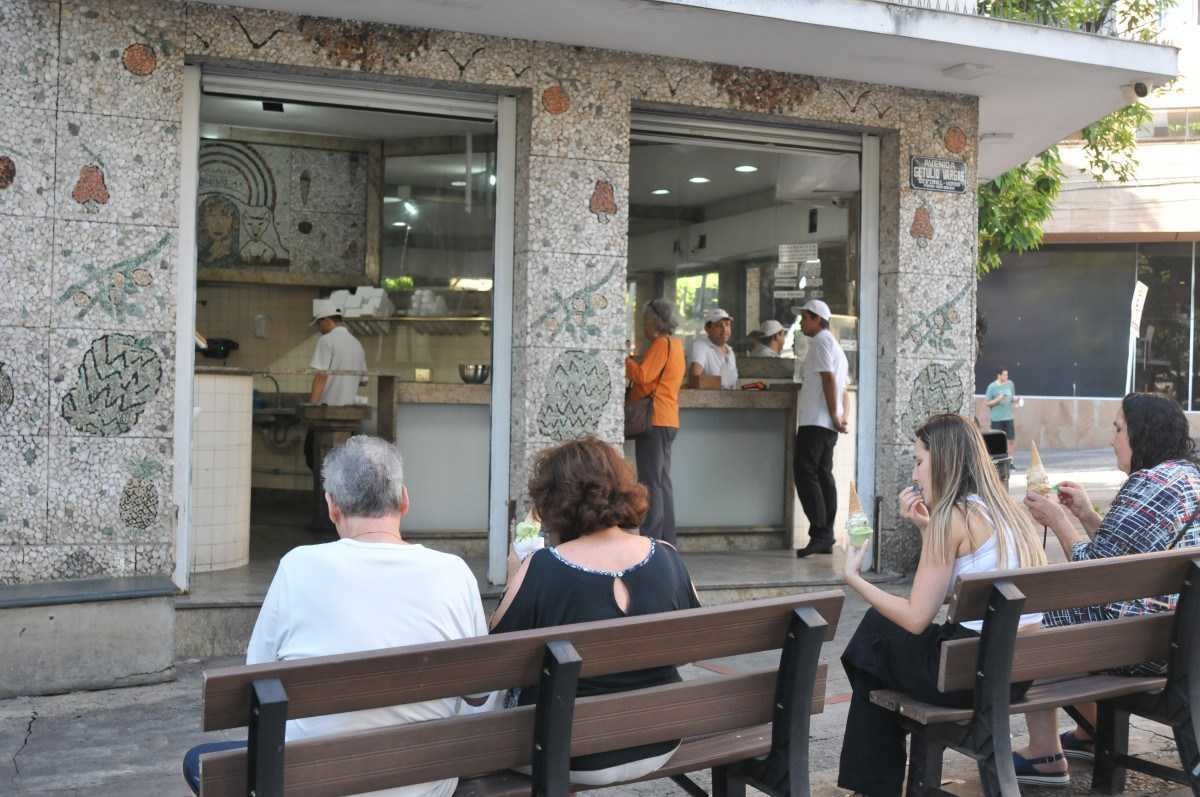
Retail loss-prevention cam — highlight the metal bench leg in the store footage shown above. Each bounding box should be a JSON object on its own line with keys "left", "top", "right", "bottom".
{"left": 247, "top": 678, "right": 288, "bottom": 797}
{"left": 906, "top": 726, "right": 947, "bottom": 796}
{"left": 964, "top": 581, "right": 1025, "bottom": 797}
{"left": 1092, "top": 701, "right": 1130, "bottom": 794}
{"left": 712, "top": 764, "right": 747, "bottom": 797}
{"left": 1168, "top": 560, "right": 1200, "bottom": 795}
{"left": 530, "top": 640, "right": 582, "bottom": 797}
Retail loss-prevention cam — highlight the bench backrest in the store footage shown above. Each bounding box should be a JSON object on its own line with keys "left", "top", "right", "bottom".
{"left": 938, "top": 547, "right": 1199, "bottom": 691}
{"left": 199, "top": 592, "right": 843, "bottom": 796}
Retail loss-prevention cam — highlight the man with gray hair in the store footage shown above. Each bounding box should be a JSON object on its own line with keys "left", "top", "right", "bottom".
{"left": 183, "top": 436, "right": 490, "bottom": 796}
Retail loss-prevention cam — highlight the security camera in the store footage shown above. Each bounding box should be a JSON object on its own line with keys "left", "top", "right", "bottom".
{"left": 1121, "top": 82, "right": 1152, "bottom": 103}
{"left": 830, "top": 196, "right": 845, "bottom": 208}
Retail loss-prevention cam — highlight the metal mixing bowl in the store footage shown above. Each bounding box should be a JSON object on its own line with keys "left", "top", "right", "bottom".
{"left": 458, "top": 363, "right": 491, "bottom": 384}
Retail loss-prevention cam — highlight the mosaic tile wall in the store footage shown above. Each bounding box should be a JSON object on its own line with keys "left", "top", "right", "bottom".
{"left": 0, "top": 0, "right": 978, "bottom": 580}
{"left": 0, "top": 0, "right": 181, "bottom": 585}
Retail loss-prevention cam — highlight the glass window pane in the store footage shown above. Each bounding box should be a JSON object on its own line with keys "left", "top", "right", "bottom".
{"left": 1134, "top": 243, "right": 1192, "bottom": 403}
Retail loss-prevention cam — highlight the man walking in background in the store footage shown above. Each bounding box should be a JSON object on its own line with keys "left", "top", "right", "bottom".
{"left": 793, "top": 300, "right": 850, "bottom": 558}
{"left": 986, "top": 368, "right": 1017, "bottom": 457}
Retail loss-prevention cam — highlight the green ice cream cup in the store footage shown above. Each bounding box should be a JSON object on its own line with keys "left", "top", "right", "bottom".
{"left": 848, "top": 524, "right": 873, "bottom": 548}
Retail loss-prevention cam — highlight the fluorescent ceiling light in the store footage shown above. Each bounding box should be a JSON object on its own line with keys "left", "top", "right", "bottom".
{"left": 383, "top": 197, "right": 400, "bottom": 204}
{"left": 392, "top": 221, "right": 407, "bottom": 227}
{"left": 450, "top": 180, "right": 468, "bottom": 187}
{"left": 651, "top": 188, "right": 671, "bottom": 195}
{"left": 688, "top": 176, "right": 710, "bottom": 184}
{"left": 734, "top": 164, "right": 758, "bottom": 173}
{"left": 488, "top": 174, "right": 497, "bottom": 186}
{"left": 403, "top": 200, "right": 418, "bottom": 217}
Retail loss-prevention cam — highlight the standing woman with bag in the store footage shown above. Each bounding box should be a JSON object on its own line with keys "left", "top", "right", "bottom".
{"left": 625, "top": 299, "right": 685, "bottom": 544}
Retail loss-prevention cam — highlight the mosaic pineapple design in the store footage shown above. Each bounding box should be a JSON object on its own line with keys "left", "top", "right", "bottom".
{"left": 61, "top": 334, "right": 163, "bottom": 436}
{"left": 120, "top": 457, "right": 162, "bottom": 530}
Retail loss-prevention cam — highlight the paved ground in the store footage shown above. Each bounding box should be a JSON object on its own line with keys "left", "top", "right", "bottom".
{"left": 3, "top": 448, "right": 1189, "bottom": 796}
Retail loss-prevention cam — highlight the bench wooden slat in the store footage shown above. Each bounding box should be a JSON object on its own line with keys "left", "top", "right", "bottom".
{"left": 200, "top": 666, "right": 825, "bottom": 797}
{"left": 937, "top": 612, "right": 1173, "bottom": 692}
{"left": 948, "top": 548, "right": 1199, "bottom": 622}
{"left": 452, "top": 725, "right": 775, "bottom": 797}
{"left": 201, "top": 592, "right": 842, "bottom": 731}
{"left": 871, "top": 674, "right": 1165, "bottom": 725}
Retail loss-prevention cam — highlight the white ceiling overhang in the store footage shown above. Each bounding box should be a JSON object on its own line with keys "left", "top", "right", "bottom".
{"left": 203, "top": 0, "right": 1179, "bottom": 179}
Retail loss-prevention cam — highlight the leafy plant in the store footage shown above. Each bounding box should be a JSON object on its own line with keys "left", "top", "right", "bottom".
{"left": 974, "top": 0, "right": 1173, "bottom": 276}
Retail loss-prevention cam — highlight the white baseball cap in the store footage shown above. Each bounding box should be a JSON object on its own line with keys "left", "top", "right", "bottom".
{"left": 311, "top": 298, "right": 344, "bottom": 325}
{"left": 704, "top": 307, "right": 733, "bottom": 324}
{"left": 797, "top": 299, "right": 832, "bottom": 321}
{"left": 759, "top": 319, "right": 786, "bottom": 337}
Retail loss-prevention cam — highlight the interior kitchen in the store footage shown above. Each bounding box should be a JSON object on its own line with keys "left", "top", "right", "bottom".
{"left": 189, "top": 82, "right": 499, "bottom": 575}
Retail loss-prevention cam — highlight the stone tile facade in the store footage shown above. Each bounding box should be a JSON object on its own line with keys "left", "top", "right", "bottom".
{"left": 0, "top": 0, "right": 980, "bottom": 581}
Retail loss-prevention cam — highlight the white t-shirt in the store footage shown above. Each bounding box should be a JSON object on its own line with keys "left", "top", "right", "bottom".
{"left": 689, "top": 336, "right": 738, "bottom": 389}
{"left": 797, "top": 328, "right": 849, "bottom": 430}
{"left": 247, "top": 539, "right": 491, "bottom": 797}
{"left": 310, "top": 325, "right": 367, "bottom": 405}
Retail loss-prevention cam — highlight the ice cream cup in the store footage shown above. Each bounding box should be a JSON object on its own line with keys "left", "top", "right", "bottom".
{"left": 848, "top": 524, "right": 873, "bottom": 548}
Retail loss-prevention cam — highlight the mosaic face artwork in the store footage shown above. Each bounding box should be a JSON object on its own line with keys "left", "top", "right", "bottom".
{"left": 197, "top": 140, "right": 367, "bottom": 275}
{"left": 904, "top": 362, "right": 966, "bottom": 437}
{"left": 537, "top": 350, "right": 612, "bottom": 440}
{"left": 60, "top": 334, "right": 164, "bottom": 437}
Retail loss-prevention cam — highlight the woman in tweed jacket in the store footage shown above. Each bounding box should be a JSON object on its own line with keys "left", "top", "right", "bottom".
{"left": 1013, "top": 393, "right": 1200, "bottom": 785}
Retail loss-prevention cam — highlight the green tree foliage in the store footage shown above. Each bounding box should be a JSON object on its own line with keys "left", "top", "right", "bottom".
{"left": 974, "top": 0, "right": 1168, "bottom": 275}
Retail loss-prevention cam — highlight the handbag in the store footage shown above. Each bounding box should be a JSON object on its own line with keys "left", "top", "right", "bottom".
{"left": 624, "top": 339, "right": 674, "bottom": 439}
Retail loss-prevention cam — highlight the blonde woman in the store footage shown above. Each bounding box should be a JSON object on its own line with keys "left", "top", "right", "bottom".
{"left": 838, "top": 413, "right": 1047, "bottom": 796}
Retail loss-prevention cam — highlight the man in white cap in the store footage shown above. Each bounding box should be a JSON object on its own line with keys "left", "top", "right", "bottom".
{"left": 308, "top": 298, "right": 367, "bottom": 407}
{"left": 794, "top": 299, "right": 850, "bottom": 557}
{"left": 688, "top": 307, "right": 738, "bottom": 389}
{"left": 748, "top": 319, "right": 787, "bottom": 357}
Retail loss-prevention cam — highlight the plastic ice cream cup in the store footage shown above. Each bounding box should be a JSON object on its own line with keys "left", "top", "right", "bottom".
{"left": 848, "top": 523, "right": 873, "bottom": 548}
{"left": 513, "top": 520, "right": 544, "bottom": 560}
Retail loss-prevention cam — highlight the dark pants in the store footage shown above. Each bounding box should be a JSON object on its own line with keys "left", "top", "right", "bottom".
{"left": 635, "top": 426, "right": 677, "bottom": 545}
{"left": 183, "top": 740, "right": 247, "bottom": 795}
{"left": 838, "top": 609, "right": 978, "bottom": 796}
{"left": 793, "top": 425, "right": 838, "bottom": 543}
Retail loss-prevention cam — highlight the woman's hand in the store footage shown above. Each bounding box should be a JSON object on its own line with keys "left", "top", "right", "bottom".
{"left": 1023, "top": 489, "right": 1068, "bottom": 528}
{"left": 843, "top": 539, "right": 870, "bottom": 581}
{"left": 899, "top": 486, "right": 930, "bottom": 530}
{"left": 505, "top": 548, "right": 522, "bottom": 585}
{"left": 1055, "top": 481, "right": 1101, "bottom": 529}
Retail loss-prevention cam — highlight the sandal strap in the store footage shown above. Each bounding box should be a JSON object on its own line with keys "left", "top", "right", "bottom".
{"left": 1022, "top": 752, "right": 1065, "bottom": 766}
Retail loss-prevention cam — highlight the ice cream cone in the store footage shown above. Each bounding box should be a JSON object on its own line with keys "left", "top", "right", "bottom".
{"left": 1030, "top": 441, "right": 1044, "bottom": 471}
{"left": 848, "top": 481, "right": 863, "bottom": 516}
{"left": 1027, "top": 441, "right": 1052, "bottom": 495}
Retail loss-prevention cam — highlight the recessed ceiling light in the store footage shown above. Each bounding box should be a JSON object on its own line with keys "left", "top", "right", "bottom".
{"left": 488, "top": 174, "right": 497, "bottom": 186}
{"left": 383, "top": 197, "right": 400, "bottom": 204}
{"left": 688, "top": 176, "right": 710, "bottom": 184}
{"left": 734, "top": 165, "right": 758, "bottom": 173}
{"left": 450, "top": 180, "right": 467, "bottom": 188}
{"left": 651, "top": 188, "right": 671, "bottom": 196}
{"left": 392, "top": 221, "right": 407, "bottom": 228}
{"left": 403, "top": 200, "right": 418, "bottom": 217}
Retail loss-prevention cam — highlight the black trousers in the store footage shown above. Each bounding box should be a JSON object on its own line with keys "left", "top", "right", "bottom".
{"left": 793, "top": 425, "right": 838, "bottom": 543}
{"left": 838, "top": 609, "right": 979, "bottom": 796}
{"left": 635, "top": 426, "right": 677, "bottom": 545}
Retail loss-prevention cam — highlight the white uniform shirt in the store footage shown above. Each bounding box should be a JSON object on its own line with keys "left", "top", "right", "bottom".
{"left": 689, "top": 336, "right": 738, "bottom": 389}
{"left": 247, "top": 540, "right": 491, "bottom": 797}
{"left": 310, "top": 325, "right": 367, "bottom": 405}
{"left": 796, "top": 328, "right": 849, "bottom": 430}
{"left": 748, "top": 343, "right": 780, "bottom": 358}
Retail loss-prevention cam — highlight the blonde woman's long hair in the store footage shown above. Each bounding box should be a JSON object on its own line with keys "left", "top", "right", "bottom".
{"left": 915, "top": 414, "right": 1046, "bottom": 568}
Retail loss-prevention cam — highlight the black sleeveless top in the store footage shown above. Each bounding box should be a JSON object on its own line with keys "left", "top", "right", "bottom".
{"left": 492, "top": 539, "right": 701, "bottom": 771}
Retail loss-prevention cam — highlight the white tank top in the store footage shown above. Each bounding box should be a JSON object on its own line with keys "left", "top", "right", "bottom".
{"left": 951, "top": 495, "right": 1043, "bottom": 632}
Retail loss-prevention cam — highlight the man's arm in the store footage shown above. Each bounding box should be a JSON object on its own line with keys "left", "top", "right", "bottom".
{"left": 820, "top": 371, "right": 847, "bottom": 433}
{"left": 309, "top": 372, "right": 329, "bottom": 404}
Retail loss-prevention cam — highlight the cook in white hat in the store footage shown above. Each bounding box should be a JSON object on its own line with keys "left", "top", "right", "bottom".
{"left": 688, "top": 307, "right": 738, "bottom": 389}
{"left": 794, "top": 297, "right": 851, "bottom": 558}
{"left": 748, "top": 319, "right": 787, "bottom": 358}
{"left": 308, "top": 297, "right": 367, "bottom": 406}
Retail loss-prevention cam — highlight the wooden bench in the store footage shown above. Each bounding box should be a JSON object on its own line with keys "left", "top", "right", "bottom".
{"left": 870, "top": 547, "right": 1200, "bottom": 796}
{"left": 196, "top": 591, "right": 843, "bottom": 797}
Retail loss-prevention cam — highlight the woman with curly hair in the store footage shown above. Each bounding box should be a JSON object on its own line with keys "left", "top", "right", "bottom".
{"left": 1015, "top": 393, "right": 1200, "bottom": 786}
{"left": 490, "top": 436, "right": 700, "bottom": 786}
